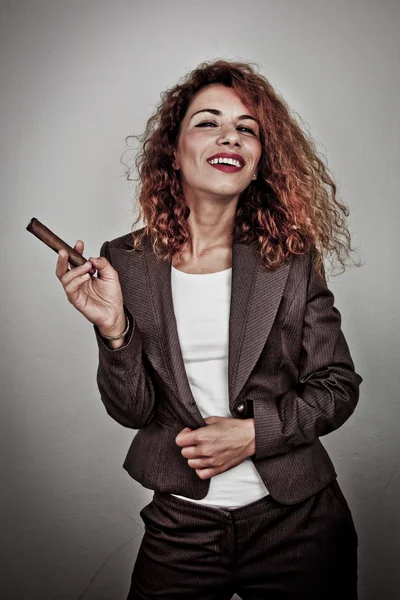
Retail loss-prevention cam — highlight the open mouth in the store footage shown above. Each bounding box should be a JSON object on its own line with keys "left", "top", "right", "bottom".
{"left": 207, "top": 154, "right": 245, "bottom": 173}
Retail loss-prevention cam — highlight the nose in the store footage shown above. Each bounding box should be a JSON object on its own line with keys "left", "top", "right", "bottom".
{"left": 217, "top": 123, "right": 241, "bottom": 147}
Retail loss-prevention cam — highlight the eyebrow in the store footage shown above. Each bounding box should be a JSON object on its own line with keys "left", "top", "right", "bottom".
{"left": 189, "top": 108, "right": 259, "bottom": 125}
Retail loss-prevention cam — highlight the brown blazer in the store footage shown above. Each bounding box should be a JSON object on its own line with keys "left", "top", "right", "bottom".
{"left": 94, "top": 228, "right": 362, "bottom": 505}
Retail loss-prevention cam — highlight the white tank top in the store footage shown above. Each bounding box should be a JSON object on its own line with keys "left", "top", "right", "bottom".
{"left": 170, "top": 265, "right": 269, "bottom": 509}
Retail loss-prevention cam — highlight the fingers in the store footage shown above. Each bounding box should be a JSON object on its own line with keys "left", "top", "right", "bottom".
{"left": 180, "top": 445, "right": 198, "bottom": 459}
{"left": 74, "top": 240, "right": 97, "bottom": 275}
{"left": 57, "top": 259, "right": 92, "bottom": 303}
{"left": 88, "top": 255, "right": 115, "bottom": 279}
{"left": 63, "top": 263, "right": 92, "bottom": 300}
{"left": 55, "top": 240, "right": 84, "bottom": 279}
{"left": 175, "top": 428, "right": 196, "bottom": 446}
{"left": 74, "top": 239, "right": 84, "bottom": 254}
{"left": 181, "top": 445, "right": 218, "bottom": 472}
{"left": 195, "top": 468, "right": 214, "bottom": 480}
{"left": 56, "top": 249, "right": 70, "bottom": 279}
{"left": 56, "top": 246, "right": 93, "bottom": 300}
{"left": 55, "top": 239, "right": 113, "bottom": 280}
{"left": 56, "top": 250, "right": 91, "bottom": 280}
{"left": 188, "top": 457, "right": 217, "bottom": 469}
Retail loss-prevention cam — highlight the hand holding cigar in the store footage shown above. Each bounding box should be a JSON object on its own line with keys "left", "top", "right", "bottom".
{"left": 26, "top": 218, "right": 97, "bottom": 275}
{"left": 27, "top": 218, "right": 127, "bottom": 340}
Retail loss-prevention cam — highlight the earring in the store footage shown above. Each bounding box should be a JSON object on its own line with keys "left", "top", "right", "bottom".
{"left": 252, "top": 173, "right": 257, "bottom": 180}
{"left": 172, "top": 161, "right": 178, "bottom": 170}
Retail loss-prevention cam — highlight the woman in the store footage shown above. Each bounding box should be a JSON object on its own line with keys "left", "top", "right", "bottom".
{"left": 56, "top": 60, "right": 362, "bottom": 599}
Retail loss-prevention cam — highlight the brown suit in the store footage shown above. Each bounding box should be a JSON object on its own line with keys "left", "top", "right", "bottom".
{"left": 94, "top": 228, "right": 362, "bottom": 506}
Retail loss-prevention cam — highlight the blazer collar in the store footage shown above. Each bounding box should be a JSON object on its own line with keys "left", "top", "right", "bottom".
{"left": 111, "top": 231, "right": 291, "bottom": 426}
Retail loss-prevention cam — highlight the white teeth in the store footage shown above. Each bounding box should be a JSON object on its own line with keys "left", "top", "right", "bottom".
{"left": 208, "top": 157, "right": 242, "bottom": 167}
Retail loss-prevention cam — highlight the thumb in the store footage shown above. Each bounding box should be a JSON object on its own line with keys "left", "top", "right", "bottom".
{"left": 89, "top": 256, "right": 116, "bottom": 278}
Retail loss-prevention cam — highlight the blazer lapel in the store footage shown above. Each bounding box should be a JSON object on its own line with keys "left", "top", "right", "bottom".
{"left": 112, "top": 233, "right": 291, "bottom": 423}
{"left": 228, "top": 243, "right": 291, "bottom": 406}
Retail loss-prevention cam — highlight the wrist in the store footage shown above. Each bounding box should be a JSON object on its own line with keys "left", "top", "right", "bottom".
{"left": 107, "top": 336, "right": 127, "bottom": 350}
{"left": 244, "top": 418, "right": 256, "bottom": 456}
{"left": 98, "top": 313, "right": 127, "bottom": 339}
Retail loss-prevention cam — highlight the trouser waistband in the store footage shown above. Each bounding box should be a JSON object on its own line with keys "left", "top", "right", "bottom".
{"left": 153, "top": 491, "right": 277, "bottom": 522}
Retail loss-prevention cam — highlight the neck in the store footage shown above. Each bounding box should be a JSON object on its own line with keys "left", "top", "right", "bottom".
{"left": 181, "top": 186, "right": 238, "bottom": 259}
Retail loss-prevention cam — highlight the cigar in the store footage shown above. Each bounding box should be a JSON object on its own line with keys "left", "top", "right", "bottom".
{"left": 26, "top": 217, "right": 97, "bottom": 275}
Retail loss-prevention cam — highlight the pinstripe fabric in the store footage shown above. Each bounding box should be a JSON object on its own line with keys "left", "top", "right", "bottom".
{"left": 94, "top": 227, "right": 362, "bottom": 504}
{"left": 128, "top": 479, "right": 358, "bottom": 599}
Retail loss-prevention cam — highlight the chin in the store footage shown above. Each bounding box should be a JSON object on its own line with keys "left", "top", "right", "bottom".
{"left": 218, "top": 186, "right": 250, "bottom": 197}
{"left": 210, "top": 182, "right": 248, "bottom": 195}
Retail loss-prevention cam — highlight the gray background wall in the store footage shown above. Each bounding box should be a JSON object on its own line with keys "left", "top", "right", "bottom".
{"left": 1, "top": 0, "right": 399, "bottom": 598}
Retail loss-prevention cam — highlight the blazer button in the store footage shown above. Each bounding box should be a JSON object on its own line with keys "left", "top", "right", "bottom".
{"left": 236, "top": 402, "right": 245, "bottom": 416}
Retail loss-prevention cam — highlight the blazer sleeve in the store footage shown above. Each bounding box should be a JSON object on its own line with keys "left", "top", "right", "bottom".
{"left": 93, "top": 241, "right": 156, "bottom": 429}
{"left": 253, "top": 255, "right": 363, "bottom": 460}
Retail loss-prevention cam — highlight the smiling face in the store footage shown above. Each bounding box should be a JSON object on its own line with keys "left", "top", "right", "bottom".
{"left": 174, "top": 84, "right": 262, "bottom": 201}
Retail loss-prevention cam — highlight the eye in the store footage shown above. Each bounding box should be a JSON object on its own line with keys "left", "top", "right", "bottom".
{"left": 237, "top": 125, "right": 257, "bottom": 136}
{"left": 195, "top": 121, "right": 217, "bottom": 128}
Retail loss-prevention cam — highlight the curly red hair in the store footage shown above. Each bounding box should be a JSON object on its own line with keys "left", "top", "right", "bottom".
{"left": 124, "top": 59, "right": 357, "bottom": 276}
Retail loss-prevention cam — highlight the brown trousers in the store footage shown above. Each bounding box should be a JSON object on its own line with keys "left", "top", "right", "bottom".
{"left": 127, "top": 479, "right": 358, "bottom": 600}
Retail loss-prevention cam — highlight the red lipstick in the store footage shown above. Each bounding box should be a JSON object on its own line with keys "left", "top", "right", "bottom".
{"left": 207, "top": 152, "right": 245, "bottom": 173}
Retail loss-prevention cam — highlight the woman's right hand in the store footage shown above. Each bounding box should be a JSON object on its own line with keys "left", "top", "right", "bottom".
{"left": 56, "top": 240, "right": 126, "bottom": 336}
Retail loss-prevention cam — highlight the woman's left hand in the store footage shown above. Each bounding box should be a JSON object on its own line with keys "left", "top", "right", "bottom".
{"left": 175, "top": 416, "right": 256, "bottom": 480}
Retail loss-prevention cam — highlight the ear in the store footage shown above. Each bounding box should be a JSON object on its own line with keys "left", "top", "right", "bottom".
{"left": 172, "top": 150, "right": 180, "bottom": 170}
